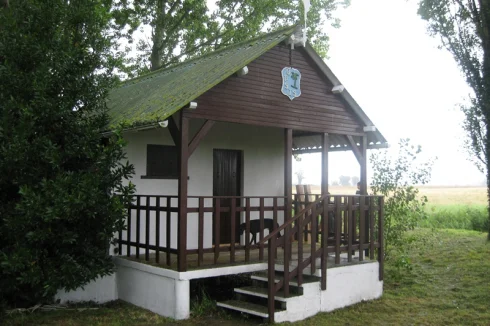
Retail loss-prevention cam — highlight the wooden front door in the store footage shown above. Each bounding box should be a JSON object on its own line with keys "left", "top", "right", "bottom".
{"left": 213, "top": 149, "right": 242, "bottom": 244}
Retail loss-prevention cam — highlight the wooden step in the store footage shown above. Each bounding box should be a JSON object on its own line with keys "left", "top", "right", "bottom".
{"left": 251, "top": 271, "right": 321, "bottom": 286}
{"left": 234, "top": 286, "right": 300, "bottom": 302}
{"left": 217, "top": 299, "right": 284, "bottom": 318}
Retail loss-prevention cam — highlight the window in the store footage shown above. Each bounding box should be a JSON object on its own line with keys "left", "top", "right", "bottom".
{"left": 142, "top": 144, "right": 178, "bottom": 179}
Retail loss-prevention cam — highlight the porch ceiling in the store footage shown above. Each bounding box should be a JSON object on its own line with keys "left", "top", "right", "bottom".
{"left": 292, "top": 131, "right": 388, "bottom": 154}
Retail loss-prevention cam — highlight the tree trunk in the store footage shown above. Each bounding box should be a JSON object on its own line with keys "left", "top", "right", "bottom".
{"left": 150, "top": 0, "right": 166, "bottom": 71}
{"left": 486, "top": 122, "right": 490, "bottom": 240}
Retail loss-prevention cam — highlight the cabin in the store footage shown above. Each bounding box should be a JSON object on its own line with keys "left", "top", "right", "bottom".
{"left": 56, "top": 25, "right": 388, "bottom": 323}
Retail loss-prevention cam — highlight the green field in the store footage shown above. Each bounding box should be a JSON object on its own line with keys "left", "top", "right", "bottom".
{"left": 310, "top": 186, "right": 489, "bottom": 232}
{"left": 315, "top": 185, "right": 487, "bottom": 206}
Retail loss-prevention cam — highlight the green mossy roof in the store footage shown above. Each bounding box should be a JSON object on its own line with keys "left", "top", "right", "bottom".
{"left": 107, "top": 25, "right": 297, "bottom": 128}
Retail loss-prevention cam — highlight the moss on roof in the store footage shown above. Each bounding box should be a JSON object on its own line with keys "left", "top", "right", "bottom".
{"left": 107, "top": 25, "right": 297, "bottom": 128}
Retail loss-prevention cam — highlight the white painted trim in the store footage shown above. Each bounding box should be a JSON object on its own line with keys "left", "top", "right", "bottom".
{"left": 114, "top": 257, "right": 180, "bottom": 279}
{"left": 179, "top": 263, "right": 268, "bottom": 280}
{"left": 114, "top": 257, "right": 267, "bottom": 281}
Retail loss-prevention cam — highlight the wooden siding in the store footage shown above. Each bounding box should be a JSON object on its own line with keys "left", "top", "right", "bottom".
{"left": 186, "top": 44, "right": 365, "bottom": 135}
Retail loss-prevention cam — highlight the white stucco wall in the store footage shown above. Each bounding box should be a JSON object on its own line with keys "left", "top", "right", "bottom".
{"left": 55, "top": 274, "right": 117, "bottom": 304}
{"left": 116, "top": 258, "right": 190, "bottom": 320}
{"left": 321, "top": 262, "right": 383, "bottom": 312}
{"left": 121, "top": 120, "right": 285, "bottom": 252}
{"left": 274, "top": 281, "right": 322, "bottom": 323}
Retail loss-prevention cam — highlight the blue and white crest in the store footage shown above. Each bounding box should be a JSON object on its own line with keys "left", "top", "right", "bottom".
{"left": 281, "top": 67, "right": 302, "bottom": 100}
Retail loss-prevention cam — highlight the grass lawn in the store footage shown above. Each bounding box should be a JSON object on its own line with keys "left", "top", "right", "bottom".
{"left": 4, "top": 228, "right": 489, "bottom": 326}
{"left": 297, "top": 229, "right": 490, "bottom": 325}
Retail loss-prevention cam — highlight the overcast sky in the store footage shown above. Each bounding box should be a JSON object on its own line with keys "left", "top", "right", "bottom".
{"left": 292, "top": 0, "right": 485, "bottom": 186}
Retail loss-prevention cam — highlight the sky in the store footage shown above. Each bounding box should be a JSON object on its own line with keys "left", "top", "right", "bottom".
{"left": 292, "top": 0, "right": 486, "bottom": 186}
{"left": 167, "top": 0, "right": 485, "bottom": 186}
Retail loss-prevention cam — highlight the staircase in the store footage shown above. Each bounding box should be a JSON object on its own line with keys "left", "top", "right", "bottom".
{"left": 217, "top": 269, "right": 322, "bottom": 322}
{"left": 217, "top": 194, "right": 384, "bottom": 323}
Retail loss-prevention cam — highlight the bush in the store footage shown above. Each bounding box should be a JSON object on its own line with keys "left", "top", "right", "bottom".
{"left": 0, "top": 1, "right": 134, "bottom": 307}
{"left": 370, "top": 139, "right": 434, "bottom": 260}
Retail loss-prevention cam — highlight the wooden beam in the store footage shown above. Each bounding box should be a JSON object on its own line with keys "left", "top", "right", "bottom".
{"left": 360, "top": 135, "right": 367, "bottom": 195}
{"left": 321, "top": 133, "right": 329, "bottom": 291}
{"left": 168, "top": 115, "right": 180, "bottom": 148}
{"left": 177, "top": 112, "right": 189, "bottom": 272}
{"left": 321, "top": 133, "right": 329, "bottom": 195}
{"left": 292, "top": 143, "right": 388, "bottom": 155}
{"left": 346, "top": 135, "right": 363, "bottom": 165}
{"left": 360, "top": 135, "right": 368, "bottom": 257}
{"left": 188, "top": 120, "right": 215, "bottom": 157}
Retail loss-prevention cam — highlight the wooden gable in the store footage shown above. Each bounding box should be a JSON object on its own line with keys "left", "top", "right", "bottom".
{"left": 186, "top": 43, "right": 365, "bottom": 136}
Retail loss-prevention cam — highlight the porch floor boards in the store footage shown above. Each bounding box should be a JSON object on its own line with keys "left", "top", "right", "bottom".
{"left": 121, "top": 241, "right": 375, "bottom": 271}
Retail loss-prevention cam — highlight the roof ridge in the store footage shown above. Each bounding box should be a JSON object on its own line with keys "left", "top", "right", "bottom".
{"left": 120, "top": 24, "right": 298, "bottom": 87}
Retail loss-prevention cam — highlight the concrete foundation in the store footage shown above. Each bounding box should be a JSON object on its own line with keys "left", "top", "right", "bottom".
{"left": 55, "top": 259, "right": 382, "bottom": 322}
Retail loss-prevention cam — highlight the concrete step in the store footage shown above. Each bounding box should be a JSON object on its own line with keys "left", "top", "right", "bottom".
{"left": 217, "top": 299, "right": 284, "bottom": 318}
{"left": 234, "top": 285, "right": 301, "bottom": 302}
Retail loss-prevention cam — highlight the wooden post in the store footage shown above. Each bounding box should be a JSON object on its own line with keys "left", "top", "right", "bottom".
{"left": 155, "top": 197, "right": 160, "bottom": 264}
{"left": 360, "top": 135, "right": 367, "bottom": 195}
{"left": 360, "top": 135, "right": 369, "bottom": 257}
{"left": 283, "top": 128, "right": 292, "bottom": 297}
{"left": 177, "top": 112, "right": 189, "bottom": 272}
{"left": 321, "top": 133, "right": 329, "bottom": 195}
{"left": 378, "top": 196, "right": 384, "bottom": 281}
{"left": 321, "top": 133, "right": 329, "bottom": 290}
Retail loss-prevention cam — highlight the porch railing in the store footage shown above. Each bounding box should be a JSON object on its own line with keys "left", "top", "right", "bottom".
{"left": 186, "top": 196, "right": 287, "bottom": 266}
{"left": 259, "top": 194, "right": 384, "bottom": 323}
{"left": 117, "top": 195, "right": 287, "bottom": 268}
{"left": 117, "top": 195, "right": 179, "bottom": 266}
{"left": 117, "top": 193, "right": 384, "bottom": 310}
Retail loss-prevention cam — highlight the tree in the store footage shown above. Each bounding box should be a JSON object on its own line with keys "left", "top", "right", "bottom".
{"left": 117, "top": 0, "right": 351, "bottom": 75}
{"left": 0, "top": 0, "right": 134, "bottom": 307}
{"left": 417, "top": 0, "right": 490, "bottom": 239}
{"left": 351, "top": 175, "right": 360, "bottom": 187}
{"left": 339, "top": 175, "right": 351, "bottom": 186}
{"left": 370, "top": 139, "right": 434, "bottom": 260}
{"left": 295, "top": 170, "right": 305, "bottom": 185}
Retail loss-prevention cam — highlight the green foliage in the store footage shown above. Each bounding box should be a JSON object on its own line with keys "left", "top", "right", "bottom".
{"left": 190, "top": 288, "right": 216, "bottom": 317}
{"left": 370, "top": 139, "right": 434, "bottom": 260}
{"left": 351, "top": 175, "right": 360, "bottom": 187}
{"left": 0, "top": 0, "right": 134, "bottom": 307}
{"left": 115, "top": 0, "right": 350, "bottom": 74}
{"left": 417, "top": 0, "right": 490, "bottom": 239}
{"left": 419, "top": 204, "right": 489, "bottom": 232}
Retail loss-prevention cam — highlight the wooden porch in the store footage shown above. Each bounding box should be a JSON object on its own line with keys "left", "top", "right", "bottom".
{"left": 117, "top": 193, "right": 384, "bottom": 273}
{"left": 122, "top": 240, "right": 374, "bottom": 272}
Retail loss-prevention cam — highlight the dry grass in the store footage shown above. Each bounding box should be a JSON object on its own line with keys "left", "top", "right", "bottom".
{"left": 298, "top": 185, "right": 487, "bottom": 206}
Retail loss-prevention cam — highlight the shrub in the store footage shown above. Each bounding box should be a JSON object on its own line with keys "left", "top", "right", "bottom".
{"left": 0, "top": 0, "right": 134, "bottom": 307}
{"left": 370, "top": 139, "right": 434, "bottom": 260}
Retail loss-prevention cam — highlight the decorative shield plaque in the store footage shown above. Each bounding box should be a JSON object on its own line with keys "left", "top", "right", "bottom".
{"left": 281, "top": 67, "right": 302, "bottom": 100}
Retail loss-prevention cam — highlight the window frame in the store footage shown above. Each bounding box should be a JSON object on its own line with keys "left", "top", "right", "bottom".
{"left": 141, "top": 144, "right": 179, "bottom": 179}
